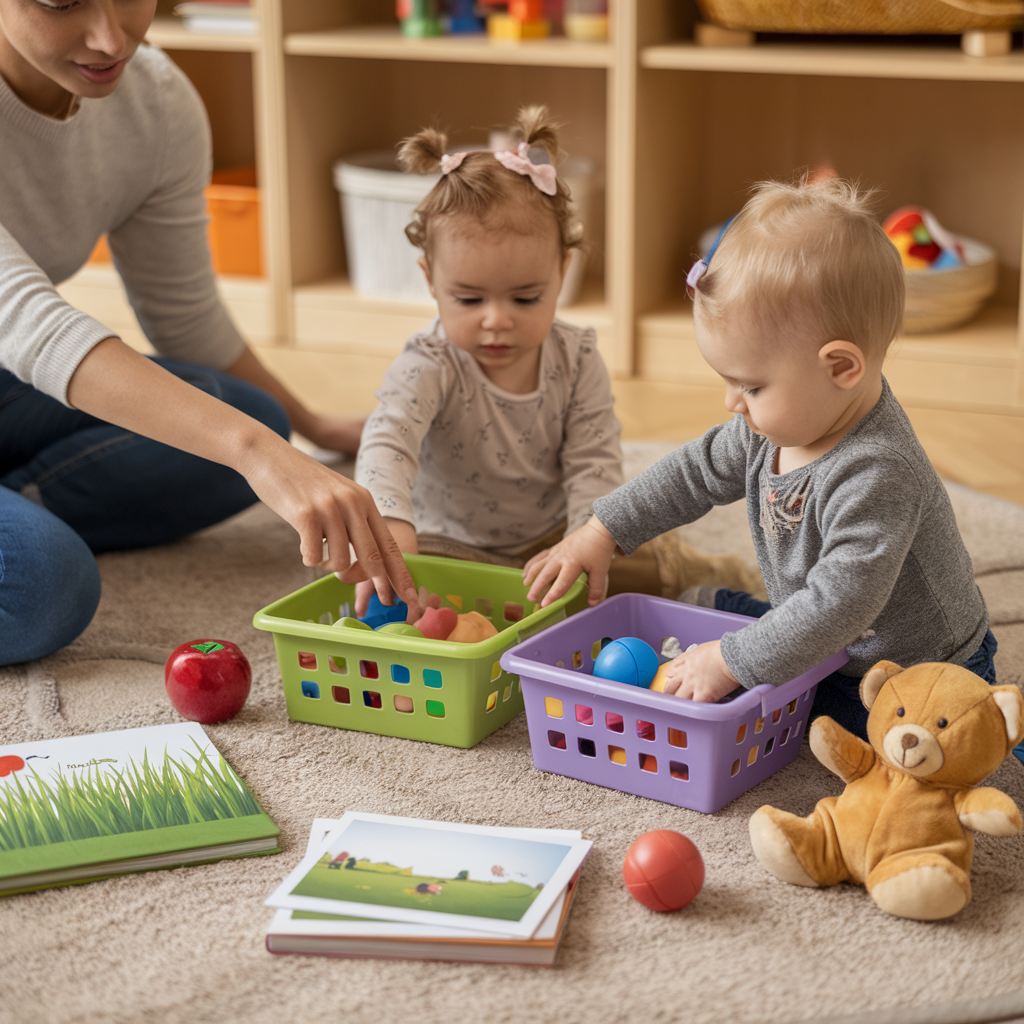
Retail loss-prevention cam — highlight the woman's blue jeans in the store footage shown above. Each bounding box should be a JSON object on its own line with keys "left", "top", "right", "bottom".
{"left": 712, "top": 588, "right": 999, "bottom": 741}
{"left": 0, "top": 360, "right": 290, "bottom": 665}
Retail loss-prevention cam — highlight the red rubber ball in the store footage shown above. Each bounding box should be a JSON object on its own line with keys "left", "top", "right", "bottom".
{"left": 622, "top": 830, "right": 704, "bottom": 912}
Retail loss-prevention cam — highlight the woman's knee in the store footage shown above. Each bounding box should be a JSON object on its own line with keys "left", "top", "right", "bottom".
{"left": 0, "top": 497, "right": 100, "bottom": 664}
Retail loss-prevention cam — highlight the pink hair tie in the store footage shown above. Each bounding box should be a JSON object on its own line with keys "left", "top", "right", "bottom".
{"left": 493, "top": 142, "right": 558, "bottom": 196}
{"left": 440, "top": 151, "right": 468, "bottom": 175}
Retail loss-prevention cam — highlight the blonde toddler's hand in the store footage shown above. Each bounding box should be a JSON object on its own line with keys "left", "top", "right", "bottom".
{"left": 523, "top": 518, "right": 617, "bottom": 608}
{"left": 659, "top": 640, "right": 740, "bottom": 703}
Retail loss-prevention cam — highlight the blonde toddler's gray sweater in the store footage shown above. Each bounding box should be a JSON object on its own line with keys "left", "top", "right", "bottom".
{"left": 592, "top": 380, "right": 990, "bottom": 687}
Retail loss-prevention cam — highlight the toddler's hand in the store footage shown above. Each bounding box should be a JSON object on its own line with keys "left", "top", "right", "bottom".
{"left": 659, "top": 640, "right": 740, "bottom": 703}
{"left": 523, "top": 518, "right": 617, "bottom": 608}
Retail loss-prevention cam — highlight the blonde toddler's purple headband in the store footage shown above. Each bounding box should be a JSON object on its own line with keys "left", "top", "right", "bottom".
{"left": 440, "top": 143, "right": 558, "bottom": 196}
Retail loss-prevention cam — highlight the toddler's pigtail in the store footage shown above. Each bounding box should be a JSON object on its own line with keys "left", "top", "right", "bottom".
{"left": 398, "top": 127, "right": 449, "bottom": 175}
{"left": 513, "top": 105, "right": 562, "bottom": 165}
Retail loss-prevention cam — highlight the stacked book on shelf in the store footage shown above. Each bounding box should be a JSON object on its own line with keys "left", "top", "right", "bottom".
{"left": 173, "top": 0, "right": 256, "bottom": 35}
{"left": 264, "top": 812, "right": 592, "bottom": 966}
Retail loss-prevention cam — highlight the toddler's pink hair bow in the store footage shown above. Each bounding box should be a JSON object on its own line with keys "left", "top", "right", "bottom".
{"left": 494, "top": 143, "right": 558, "bottom": 196}
{"left": 439, "top": 143, "right": 558, "bottom": 196}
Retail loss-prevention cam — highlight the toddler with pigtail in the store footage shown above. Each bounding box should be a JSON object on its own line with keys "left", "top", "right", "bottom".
{"left": 353, "top": 106, "right": 762, "bottom": 616}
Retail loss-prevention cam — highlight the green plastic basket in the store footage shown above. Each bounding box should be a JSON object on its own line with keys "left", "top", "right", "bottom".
{"left": 253, "top": 554, "right": 586, "bottom": 749}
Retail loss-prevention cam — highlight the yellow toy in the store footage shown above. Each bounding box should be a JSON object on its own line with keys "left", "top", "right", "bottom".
{"left": 446, "top": 611, "right": 499, "bottom": 644}
{"left": 750, "top": 660, "right": 1024, "bottom": 920}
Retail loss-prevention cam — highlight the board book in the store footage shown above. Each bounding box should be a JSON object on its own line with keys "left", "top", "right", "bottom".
{"left": 0, "top": 722, "right": 278, "bottom": 896}
{"left": 265, "top": 815, "right": 588, "bottom": 965}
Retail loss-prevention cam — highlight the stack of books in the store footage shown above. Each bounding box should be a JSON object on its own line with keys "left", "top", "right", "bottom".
{"left": 265, "top": 812, "right": 592, "bottom": 966}
{"left": 173, "top": 1, "right": 256, "bottom": 35}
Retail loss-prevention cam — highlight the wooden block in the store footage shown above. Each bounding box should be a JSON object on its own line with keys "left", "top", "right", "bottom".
{"left": 487, "top": 13, "right": 549, "bottom": 40}
{"left": 961, "top": 30, "right": 1011, "bottom": 58}
{"left": 694, "top": 22, "right": 755, "bottom": 48}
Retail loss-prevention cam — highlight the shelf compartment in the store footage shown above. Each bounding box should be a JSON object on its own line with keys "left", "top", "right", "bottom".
{"left": 642, "top": 41, "right": 1024, "bottom": 83}
{"left": 637, "top": 304, "right": 1021, "bottom": 412}
{"left": 146, "top": 17, "right": 260, "bottom": 52}
{"left": 285, "top": 25, "right": 611, "bottom": 67}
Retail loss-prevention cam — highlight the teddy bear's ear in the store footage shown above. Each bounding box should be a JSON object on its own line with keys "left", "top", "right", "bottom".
{"left": 992, "top": 687, "right": 1024, "bottom": 747}
{"left": 860, "top": 661, "right": 903, "bottom": 710}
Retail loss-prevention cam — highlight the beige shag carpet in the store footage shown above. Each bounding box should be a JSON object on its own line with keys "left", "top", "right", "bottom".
{"left": 2, "top": 443, "right": 1024, "bottom": 1024}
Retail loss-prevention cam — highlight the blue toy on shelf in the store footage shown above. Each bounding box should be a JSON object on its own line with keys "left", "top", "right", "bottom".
{"left": 592, "top": 637, "right": 659, "bottom": 689}
{"left": 359, "top": 592, "right": 409, "bottom": 630}
{"left": 1014, "top": 739, "right": 1024, "bottom": 768}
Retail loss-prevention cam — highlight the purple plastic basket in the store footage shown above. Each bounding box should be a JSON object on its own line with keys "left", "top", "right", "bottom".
{"left": 500, "top": 593, "right": 848, "bottom": 813}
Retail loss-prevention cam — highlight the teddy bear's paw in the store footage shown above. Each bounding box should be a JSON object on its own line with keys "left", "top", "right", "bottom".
{"left": 870, "top": 861, "right": 969, "bottom": 920}
{"left": 749, "top": 809, "right": 819, "bottom": 887}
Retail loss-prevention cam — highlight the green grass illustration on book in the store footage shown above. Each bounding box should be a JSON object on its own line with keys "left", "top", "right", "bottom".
{"left": 292, "top": 854, "right": 543, "bottom": 921}
{"left": 0, "top": 739, "right": 260, "bottom": 851}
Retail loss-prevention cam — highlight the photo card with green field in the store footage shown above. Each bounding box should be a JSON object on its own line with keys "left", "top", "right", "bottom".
{"left": 265, "top": 812, "right": 592, "bottom": 938}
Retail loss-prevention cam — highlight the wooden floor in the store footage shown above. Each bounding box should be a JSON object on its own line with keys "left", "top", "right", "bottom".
{"left": 255, "top": 345, "right": 1024, "bottom": 506}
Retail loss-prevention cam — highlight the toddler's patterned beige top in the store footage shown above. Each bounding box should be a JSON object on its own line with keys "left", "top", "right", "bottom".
{"left": 356, "top": 318, "right": 623, "bottom": 555}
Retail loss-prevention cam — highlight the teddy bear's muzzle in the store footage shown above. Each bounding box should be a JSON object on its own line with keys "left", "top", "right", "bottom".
{"left": 882, "top": 724, "right": 945, "bottom": 776}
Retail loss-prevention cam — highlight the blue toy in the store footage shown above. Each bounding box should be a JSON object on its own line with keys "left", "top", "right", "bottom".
{"left": 592, "top": 637, "right": 659, "bottom": 688}
{"left": 359, "top": 592, "right": 409, "bottom": 630}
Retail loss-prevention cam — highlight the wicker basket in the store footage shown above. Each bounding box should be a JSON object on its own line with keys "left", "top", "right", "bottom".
{"left": 695, "top": 0, "right": 1024, "bottom": 34}
{"left": 903, "top": 236, "right": 997, "bottom": 334}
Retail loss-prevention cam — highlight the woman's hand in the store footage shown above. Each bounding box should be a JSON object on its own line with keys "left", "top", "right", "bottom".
{"left": 295, "top": 412, "right": 366, "bottom": 457}
{"left": 658, "top": 640, "right": 740, "bottom": 703}
{"left": 523, "top": 517, "right": 617, "bottom": 608}
{"left": 353, "top": 518, "right": 418, "bottom": 618}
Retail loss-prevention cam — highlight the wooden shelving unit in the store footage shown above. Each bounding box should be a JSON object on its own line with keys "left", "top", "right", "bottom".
{"left": 57, "top": 0, "right": 1024, "bottom": 412}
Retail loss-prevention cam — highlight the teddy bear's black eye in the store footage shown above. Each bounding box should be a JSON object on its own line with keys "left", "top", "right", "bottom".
{"left": 896, "top": 707, "right": 905, "bottom": 717}
{"left": 938, "top": 718, "right": 948, "bottom": 728}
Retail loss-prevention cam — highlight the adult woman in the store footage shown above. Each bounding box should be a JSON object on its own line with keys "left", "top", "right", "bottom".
{"left": 0, "top": 0, "right": 416, "bottom": 663}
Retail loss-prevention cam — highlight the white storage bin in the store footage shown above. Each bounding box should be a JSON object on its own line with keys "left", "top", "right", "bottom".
{"left": 333, "top": 150, "right": 595, "bottom": 306}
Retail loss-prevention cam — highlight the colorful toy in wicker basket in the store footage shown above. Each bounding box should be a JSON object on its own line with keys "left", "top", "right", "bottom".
{"left": 749, "top": 660, "right": 1024, "bottom": 920}
{"left": 880, "top": 206, "right": 997, "bottom": 333}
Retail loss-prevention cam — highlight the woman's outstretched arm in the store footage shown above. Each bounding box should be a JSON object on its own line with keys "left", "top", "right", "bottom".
{"left": 66, "top": 337, "right": 417, "bottom": 606}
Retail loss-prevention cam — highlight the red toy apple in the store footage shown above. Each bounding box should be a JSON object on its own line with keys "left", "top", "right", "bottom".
{"left": 622, "top": 829, "right": 704, "bottom": 912}
{"left": 165, "top": 640, "right": 251, "bottom": 724}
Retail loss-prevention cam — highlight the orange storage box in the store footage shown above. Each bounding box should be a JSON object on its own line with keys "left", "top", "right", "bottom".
{"left": 90, "top": 166, "right": 262, "bottom": 276}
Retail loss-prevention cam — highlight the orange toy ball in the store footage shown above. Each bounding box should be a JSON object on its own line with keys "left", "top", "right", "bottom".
{"left": 622, "top": 830, "right": 704, "bottom": 912}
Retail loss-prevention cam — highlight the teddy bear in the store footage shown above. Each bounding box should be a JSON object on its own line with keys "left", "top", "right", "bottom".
{"left": 749, "top": 660, "right": 1024, "bottom": 920}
